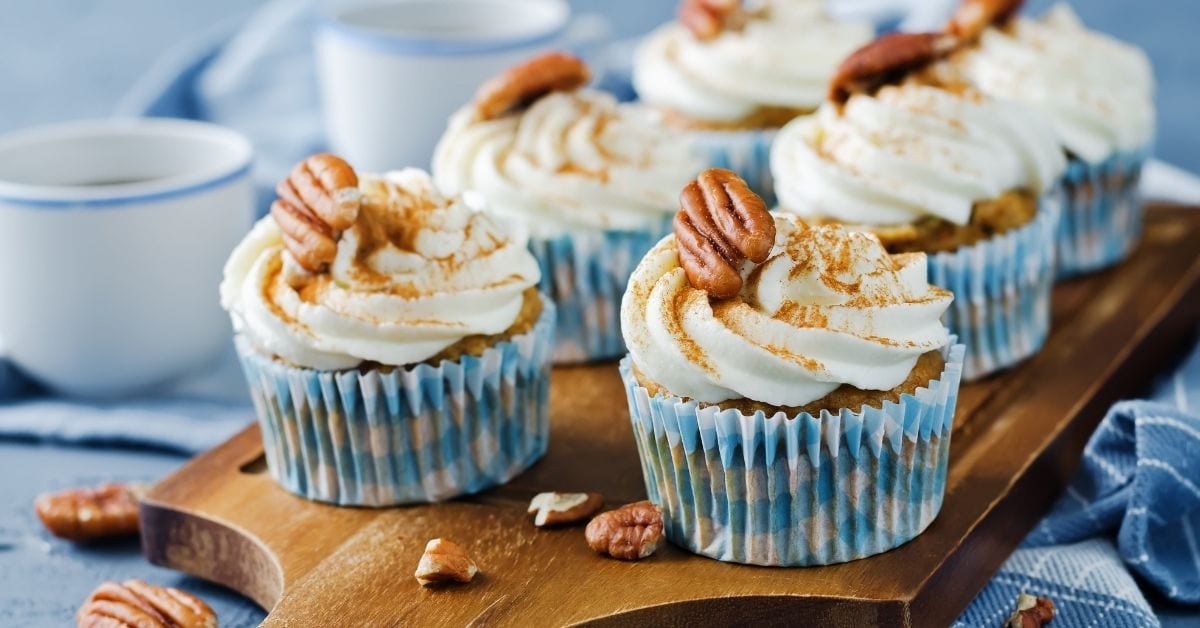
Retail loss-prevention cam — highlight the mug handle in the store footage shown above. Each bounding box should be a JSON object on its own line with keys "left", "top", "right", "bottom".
{"left": 0, "top": 338, "right": 31, "bottom": 399}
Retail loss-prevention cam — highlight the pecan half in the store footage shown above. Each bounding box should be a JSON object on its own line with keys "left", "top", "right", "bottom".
{"left": 35, "top": 483, "right": 147, "bottom": 542}
{"left": 414, "top": 538, "right": 479, "bottom": 587}
{"left": 674, "top": 168, "right": 775, "bottom": 299}
{"left": 829, "top": 32, "right": 960, "bottom": 105}
{"left": 473, "top": 51, "right": 590, "bottom": 121}
{"left": 679, "top": 0, "right": 745, "bottom": 41}
{"left": 585, "top": 500, "right": 664, "bottom": 561}
{"left": 1006, "top": 593, "right": 1055, "bottom": 628}
{"left": 528, "top": 492, "right": 604, "bottom": 527}
{"left": 77, "top": 580, "right": 216, "bottom": 628}
{"left": 948, "top": 0, "right": 1025, "bottom": 42}
{"left": 270, "top": 153, "right": 361, "bottom": 272}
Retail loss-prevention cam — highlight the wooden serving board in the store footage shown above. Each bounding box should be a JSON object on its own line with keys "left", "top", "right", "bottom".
{"left": 141, "top": 206, "right": 1200, "bottom": 627}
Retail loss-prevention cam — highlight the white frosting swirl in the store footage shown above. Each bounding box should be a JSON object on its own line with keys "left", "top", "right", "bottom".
{"left": 621, "top": 215, "right": 952, "bottom": 406}
{"left": 632, "top": 0, "right": 874, "bottom": 123}
{"left": 771, "top": 74, "right": 1067, "bottom": 226}
{"left": 221, "top": 169, "right": 542, "bottom": 370}
{"left": 954, "top": 5, "right": 1155, "bottom": 163}
{"left": 432, "top": 90, "right": 701, "bottom": 238}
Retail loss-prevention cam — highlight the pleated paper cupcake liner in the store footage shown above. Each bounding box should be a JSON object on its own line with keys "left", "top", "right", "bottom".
{"left": 690, "top": 128, "right": 778, "bottom": 207}
{"left": 1057, "top": 148, "right": 1150, "bottom": 278}
{"left": 530, "top": 225, "right": 670, "bottom": 364}
{"left": 929, "top": 193, "right": 1062, "bottom": 381}
{"left": 621, "top": 340, "right": 965, "bottom": 567}
{"left": 235, "top": 299, "right": 556, "bottom": 507}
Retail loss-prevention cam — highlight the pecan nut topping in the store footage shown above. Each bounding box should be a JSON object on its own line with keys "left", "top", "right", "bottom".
{"left": 674, "top": 168, "right": 775, "bottom": 299}
{"left": 829, "top": 32, "right": 960, "bottom": 105}
{"left": 948, "top": 0, "right": 1026, "bottom": 42}
{"left": 1006, "top": 593, "right": 1055, "bottom": 628}
{"left": 414, "top": 538, "right": 479, "bottom": 587}
{"left": 472, "top": 51, "right": 590, "bottom": 121}
{"left": 77, "top": 580, "right": 216, "bottom": 628}
{"left": 679, "top": 0, "right": 746, "bottom": 41}
{"left": 35, "top": 483, "right": 147, "bottom": 542}
{"left": 270, "top": 153, "right": 361, "bottom": 272}
{"left": 585, "top": 500, "right": 664, "bottom": 561}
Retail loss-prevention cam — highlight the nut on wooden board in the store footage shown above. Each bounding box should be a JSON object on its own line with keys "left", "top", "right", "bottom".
{"left": 528, "top": 492, "right": 604, "bottom": 527}
{"left": 415, "top": 538, "right": 479, "bottom": 587}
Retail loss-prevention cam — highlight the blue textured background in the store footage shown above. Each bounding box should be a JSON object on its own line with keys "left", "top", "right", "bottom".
{"left": 0, "top": 1, "right": 1196, "bottom": 626}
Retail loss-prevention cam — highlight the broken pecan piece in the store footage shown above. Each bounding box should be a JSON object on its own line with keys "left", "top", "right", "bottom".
{"left": 77, "top": 580, "right": 216, "bottom": 628}
{"left": 35, "top": 483, "right": 147, "bottom": 542}
{"left": 528, "top": 492, "right": 604, "bottom": 527}
{"left": 271, "top": 153, "right": 361, "bottom": 272}
{"left": 414, "top": 538, "right": 479, "bottom": 586}
{"left": 585, "top": 500, "right": 664, "bottom": 560}
{"left": 1006, "top": 593, "right": 1055, "bottom": 628}
{"left": 472, "top": 51, "right": 590, "bottom": 121}
{"left": 829, "top": 32, "right": 960, "bottom": 105}
{"left": 674, "top": 168, "right": 775, "bottom": 299}
{"left": 949, "top": 0, "right": 1026, "bottom": 42}
{"left": 679, "top": 0, "right": 745, "bottom": 41}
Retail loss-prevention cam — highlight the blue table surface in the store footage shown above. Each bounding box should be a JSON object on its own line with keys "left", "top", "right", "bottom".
{"left": 1, "top": 1, "right": 1197, "bottom": 626}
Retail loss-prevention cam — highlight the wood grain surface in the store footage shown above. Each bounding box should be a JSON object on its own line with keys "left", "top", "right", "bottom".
{"left": 141, "top": 206, "right": 1200, "bottom": 627}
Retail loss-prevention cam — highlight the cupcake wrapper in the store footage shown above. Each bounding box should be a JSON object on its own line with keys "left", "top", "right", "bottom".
{"left": 236, "top": 300, "right": 556, "bottom": 507}
{"left": 530, "top": 225, "right": 669, "bottom": 364}
{"left": 690, "top": 129, "right": 778, "bottom": 207}
{"left": 621, "top": 341, "right": 965, "bottom": 567}
{"left": 1056, "top": 148, "right": 1150, "bottom": 278}
{"left": 929, "top": 193, "right": 1062, "bottom": 381}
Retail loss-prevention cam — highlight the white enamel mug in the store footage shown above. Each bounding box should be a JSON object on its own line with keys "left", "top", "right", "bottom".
{"left": 0, "top": 119, "right": 255, "bottom": 398}
{"left": 316, "top": 0, "right": 607, "bottom": 172}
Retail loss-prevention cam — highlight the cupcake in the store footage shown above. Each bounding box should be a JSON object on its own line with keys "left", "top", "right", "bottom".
{"left": 771, "top": 32, "right": 1066, "bottom": 380}
{"left": 947, "top": 1, "right": 1155, "bottom": 277}
{"left": 620, "top": 168, "right": 964, "bottom": 566}
{"left": 220, "top": 154, "right": 554, "bottom": 506}
{"left": 632, "top": 0, "right": 874, "bottom": 202}
{"left": 433, "top": 52, "right": 701, "bottom": 364}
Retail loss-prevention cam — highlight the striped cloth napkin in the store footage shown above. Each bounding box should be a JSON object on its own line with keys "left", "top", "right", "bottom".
{"left": 956, "top": 344, "right": 1200, "bottom": 626}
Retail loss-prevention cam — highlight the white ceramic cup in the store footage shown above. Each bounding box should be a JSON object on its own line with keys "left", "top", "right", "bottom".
{"left": 0, "top": 118, "right": 255, "bottom": 398}
{"left": 315, "top": 0, "right": 607, "bottom": 172}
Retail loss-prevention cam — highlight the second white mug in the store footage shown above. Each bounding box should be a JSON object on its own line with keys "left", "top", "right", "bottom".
{"left": 315, "top": 0, "right": 607, "bottom": 173}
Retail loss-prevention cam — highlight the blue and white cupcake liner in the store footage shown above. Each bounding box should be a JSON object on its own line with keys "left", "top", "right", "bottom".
{"left": 690, "top": 128, "right": 777, "bottom": 207}
{"left": 621, "top": 340, "right": 965, "bottom": 567}
{"left": 530, "top": 225, "right": 670, "bottom": 364}
{"left": 929, "top": 193, "right": 1062, "bottom": 381}
{"left": 1057, "top": 148, "right": 1150, "bottom": 278}
{"left": 235, "top": 299, "right": 556, "bottom": 507}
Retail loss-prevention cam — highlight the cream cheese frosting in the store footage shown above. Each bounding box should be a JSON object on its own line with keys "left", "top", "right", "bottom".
{"left": 621, "top": 214, "right": 952, "bottom": 406}
{"left": 770, "top": 69, "right": 1067, "bottom": 227}
{"left": 632, "top": 0, "right": 875, "bottom": 124}
{"left": 432, "top": 89, "right": 701, "bottom": 239}
{"left": 221, "top": 168, "right": 542, "bottom": 370}
{"left": 953, "top": 4, "right": 1155, "bottom": 163}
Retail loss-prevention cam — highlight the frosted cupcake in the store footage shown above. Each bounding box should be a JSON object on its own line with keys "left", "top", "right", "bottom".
{"left": 221, "top": 154, "right": 554, "bottom": 506}
{"left": 947, "top": 1, "right": 1155, "bottom": 276}
{"left": 632, "top": 0, "right": 874, "bottom": 202}
{"left": 771, "top": 32, "right": 1066, "bottom": 380}
{"left": 433, "top": 52, "right": 701, "bottom": 363}
{"left": 620, "top": 168, "right": 964, "bottom": 566}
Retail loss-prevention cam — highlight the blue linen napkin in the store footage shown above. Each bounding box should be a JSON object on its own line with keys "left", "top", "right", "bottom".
{"left": 957, "top": 345, "right": 1200, "bottom": 627}
{"left": 0, "top": 1, "right": 1197, "bottom": 625}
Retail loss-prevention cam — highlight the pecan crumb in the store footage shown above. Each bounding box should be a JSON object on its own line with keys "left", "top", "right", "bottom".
{"left": 1006, "top": 593, "right": 1055, "bottom": 628}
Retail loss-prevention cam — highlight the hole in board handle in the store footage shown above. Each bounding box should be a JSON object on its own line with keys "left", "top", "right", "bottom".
{"left": 240, "top": 455, "right": 268, "bottom": 475}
